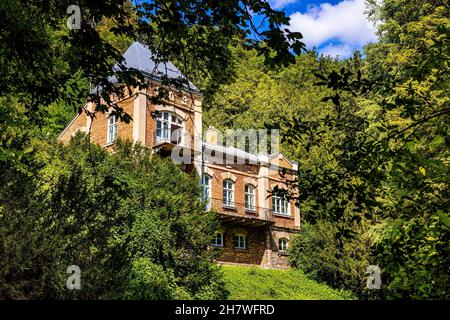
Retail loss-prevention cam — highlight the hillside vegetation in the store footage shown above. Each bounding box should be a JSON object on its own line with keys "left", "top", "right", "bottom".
{"left": 222, "top": 266, "right": 353, "bottom": 300}
{"left": 203, "top": 0, "right": 450, "bottom": 300}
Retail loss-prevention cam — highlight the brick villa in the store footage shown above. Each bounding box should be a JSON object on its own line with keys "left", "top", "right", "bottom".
{"left": 58, "top": 42, "right": 300, "bottom": 268}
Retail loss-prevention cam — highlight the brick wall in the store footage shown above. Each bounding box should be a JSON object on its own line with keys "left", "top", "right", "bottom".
{"left": 145, "top": 85, "right": 197, "bottom": 148}
{"left": 88, "top": 97, "right": 135, "bottom": 146}
{"left": 204, "top": 162, "right": 299, "bottom": 230}
{"left": 215, "top": 225, "right": 295, "bottom": 268}
{"left": 60, "top": 86, "right": 198, "bottom": 149}
{"left": 267, "top": 229, "right": 294, "bottom": 268}
{"left": 216, "top": 226, "right": 268, "bottom": 265}
{"left": 59, "top": 111, "right": 88, "bottom": 143}
{"left": 207, "top": 164, "right": 259, "bottom": 215}
{"left": 58, "top": 84, "right": 299, "bottom": 270}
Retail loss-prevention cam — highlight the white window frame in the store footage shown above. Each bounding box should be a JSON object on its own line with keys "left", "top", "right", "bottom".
{"left": 212, "top": 232, "right": 223, "bottom": 247}
{"left": 201, "top": 174, "right": 211, "bottom": 209}
{"left": 155, "top": 111, "right": 184, "bottom": 145}
{"left": 245, "top": 184, "right": 256, "bottom": 211}
{"left": 279, "top": 238, "right": 288, "bottom": 252}
{"left": 272, "top": 194, "right": 290, "bottom": 215}
{"left": 234, "top": 234, "right": 246, "bottom": 250}
{"left": 107, "top": 114, "right": 118, "bottom": 143}
{"left": 222, "top": 180, "right": 234, "bottom": 207}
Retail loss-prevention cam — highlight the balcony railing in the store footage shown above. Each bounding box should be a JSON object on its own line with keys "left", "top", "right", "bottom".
{"left": 151, "top": 129, "right": 194, "bottom": 148}
{"left": 207, "top": 197, "right": 274, "bottom": 222}
{"left": 152, "top": 129, "right": 180, "bottom": 146}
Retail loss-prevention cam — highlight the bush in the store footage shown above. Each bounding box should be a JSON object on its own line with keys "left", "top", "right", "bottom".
{"left": 289, "top": 220, "right": 372, "bottom": 298}
{"left": 289, "top": 218, "right": 450, "bottom": 300}
{"left": 0, "top": 133, "right": 227, "bottom": 299}
{"left": 374, "top": 216, "right": 450, "bottom": 299}
{"left": 122, "top": 258, "right": 178, "bottom": 300}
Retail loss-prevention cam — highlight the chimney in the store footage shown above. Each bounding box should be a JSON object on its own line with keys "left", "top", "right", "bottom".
{"left": 205, "top": 127, "right": 219, "bottom": 145}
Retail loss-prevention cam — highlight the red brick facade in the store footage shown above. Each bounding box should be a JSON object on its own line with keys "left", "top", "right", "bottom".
{"left": 201, "top": 145, "right": 300, "bottom": 268}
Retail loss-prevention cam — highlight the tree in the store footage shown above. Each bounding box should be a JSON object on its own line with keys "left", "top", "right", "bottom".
{"left": 203, "top": 44, "right": 340, "bottom": 158}
{"left": 283, "top": 0, "right": 449, "bottom": 299}
{"left": 1, "top": 0, "right": 305, "bottom": 122}
{"left": 0, "top": 102, "right": 225, "bottom": 299}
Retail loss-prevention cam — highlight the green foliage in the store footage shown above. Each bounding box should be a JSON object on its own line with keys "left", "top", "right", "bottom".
{"left": 203, "top": 45, "right": 340, "bottom": 159}
{"left": 1, "top": 0, "right": 448, "bottom": 301}
{"left": 204, "top": 0, "right": 449, "bottom": 300}
{"left": 374, "top": 216, "right": 449, "bottom": 299}
{"left": 0, "top": 117, "right": 226, "bottom": 299}
{"left": 289, "top": 221, "right": 375, "bottom": 298}
{"left": 282, "top": 0, "right": 449, "bottom": 299}
{"left": 122, "top": 258, "right": 179, "bottom": 300}
{"left": 1, "top": 0, "right": 304, "bottom": 121}
{"left": 0, "top": 0, "right": 90, "bottom": 119}
{"left": 221, "top": 265, "right": 354, "bottom": 300}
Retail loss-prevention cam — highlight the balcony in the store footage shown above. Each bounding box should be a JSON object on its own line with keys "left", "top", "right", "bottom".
{"left": 207, "top": 198, "right": 274, "bottom": 227}
{"left": 152, "top": 128, "right": 181, "bottom": 145}
{"left": 151, "top": 129, "right": 192, "bottom": 155}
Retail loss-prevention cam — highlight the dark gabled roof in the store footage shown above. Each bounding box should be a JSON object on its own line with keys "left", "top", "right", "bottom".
{"left": 95, "top": 41, "right": 200, "bottom": 93}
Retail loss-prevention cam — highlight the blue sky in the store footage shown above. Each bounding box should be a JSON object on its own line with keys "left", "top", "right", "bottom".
{"left": 133, "top": 0, "right": 377, "bottom": 59}
{"left": 265, "top": 0, "right": 378, "bottom": 58}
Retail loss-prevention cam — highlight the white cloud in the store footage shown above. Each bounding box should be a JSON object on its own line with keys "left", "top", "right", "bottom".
{"left": 270, "top": 0, "right": 298, "bottom": 10}
{"left": 320, "top": 43, "right": 354, "bottom": 58}
{"left": 287, "top": 0, "right": 377, "bottom": 56}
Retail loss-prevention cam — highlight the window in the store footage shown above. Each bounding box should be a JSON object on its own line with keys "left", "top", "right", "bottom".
{"left": 201, "top": 174, "right": 211, "bottom": 208}
{"left": 223, "top": 180, "right": 234, "bottom": 207}
{"left": 234, "top": 234, "right": 246, "bottom": 250}
{"left": 245, "top": 184, "right": 256, "bottom": 211}
{"left": 107, "top": 114, "right": 118, "bottom": 143}
{"left": 272, "top": 194, "right": 289, "bottom": 215}
{"left": 155, "top": 111, "right": 184, "bottom": 144}
{"left": 279, "top": 238, "right": 288, "bottom": 252}
{"left": 212, "top": 232, "right": 223, "bottom": 247}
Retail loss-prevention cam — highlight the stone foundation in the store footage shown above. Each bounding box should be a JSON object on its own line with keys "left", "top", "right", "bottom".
{"left": 215, "top": 225, "right": 297, "bottom": 269}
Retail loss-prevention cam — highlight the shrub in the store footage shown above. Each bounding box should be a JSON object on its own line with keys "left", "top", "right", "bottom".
{"left": 123, "top": 258, "right": 178, "bottom": 300}
{"left": 0, "top": 134, "right": 227, "bottom": 299}
{"left": 289, "top": 220, "right": 372, "bottom": 297}
{"left": 374, "top": 216, "right": 450, "bottom": 299}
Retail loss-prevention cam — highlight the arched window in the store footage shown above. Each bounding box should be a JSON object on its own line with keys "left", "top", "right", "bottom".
{"left": 234, "top": 234, "right": 246, "bottom": 250}
{"left": 201, "top": 174, "right": 211, "bottom": 208}
{"left": 279, "top": 238, "right": 288, "bottom": 252}
{"left": 107, "top": 114, "right": 118, "bottom": 143}
{"left": 223, "top": 179, "right": 234, "bottom": 207}
{"left": 212, "top": 232, "right": 223, "bottom": 247}
{"left": 155, "top": 111, "right": 184, "bottom": 144}
{"left": 245, "top": 184, "right": 256, "bottom": 211}
{"left": 272, "top": 191, "right": 290, "bottom": 215}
